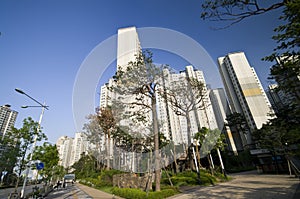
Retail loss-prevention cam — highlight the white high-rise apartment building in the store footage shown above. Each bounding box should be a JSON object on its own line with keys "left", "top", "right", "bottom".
{"left": 100, "top": 27, "right": 142, "bottom": 108}
{"left": 117, "top": 26, "right": 142, "bottom": 71}
{"left": 0, "top": 104, "right": 18, "bottom": 139}
{"left": 57, "top": 132, "right": 90, "bottom": 168}
{"left": 100, "top": 27, "right": 219, "bottom": 146}
{"left": 157, "top": 65, "right": 218, "bottom": 145}
{"left": 56, "top": 136, "right": 74, "bottom": 168}
{"left": 218, "top": 52, "right": 274, "bottom": 147}
{"left": 70, "top": 132, "right": 89, "bottom": 166}
{"left": 209, "top": 88, "right": 239, "bottom": 154}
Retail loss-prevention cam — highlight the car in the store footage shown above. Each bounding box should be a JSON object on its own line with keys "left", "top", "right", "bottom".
{"left": 63, "top": 174, "right": 75, "bottom": 184}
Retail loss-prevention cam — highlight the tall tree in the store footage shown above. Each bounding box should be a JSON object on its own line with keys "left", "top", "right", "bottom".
{"left": 97, "top": 107, "right": 117, "bottom": 170}
{"left": 84, "top": 114, "right": 105, "bottom": 170}
{"left": 111, "top": 51, "right": 164, "bottom": 191}
{"left": 5, "top": 117, "right": 47, "bottom": 191}
{"left": 162, "top": 75, "right": 208, "bottom": 170}
{"left": 165, "top": 77, "right": 207, "bottom": 147}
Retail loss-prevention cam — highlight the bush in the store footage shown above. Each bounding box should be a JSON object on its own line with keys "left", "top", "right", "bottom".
{"left": 112, "top": 187, "right": 146, "bottom": 199}
{"left": 161, "top": 170, "right": 220, "bottom": 186}
{"left": 111, "top": 187, "right": 179, "bottom": 199}
{"left": 98, "top": 169, "right": 122, "bottom": 187}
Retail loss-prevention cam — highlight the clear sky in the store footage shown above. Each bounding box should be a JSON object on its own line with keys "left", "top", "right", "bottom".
{"left": 0, "top": 0, "right": 282, "bottom": 143}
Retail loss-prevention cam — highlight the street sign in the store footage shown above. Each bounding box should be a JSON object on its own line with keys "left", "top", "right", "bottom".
{"left": 36, "top": 162, "right": 44, "bottom": 170}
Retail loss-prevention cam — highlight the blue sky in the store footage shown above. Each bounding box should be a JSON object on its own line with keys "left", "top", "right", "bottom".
{"left": 0, "top": 0, "right": 282, "bottom": 143}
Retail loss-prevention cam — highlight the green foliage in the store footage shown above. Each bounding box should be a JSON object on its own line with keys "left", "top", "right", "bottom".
{"left": 72, "top": 153, "right": 99, "bottom": 179}
{"left": 79, "top": 169, "right": 123, "bottom": 188}
{"left": 32, "top": 142, "right": 59, "bottom": 181}
{"left": 111, "top": 187, "right": 179, "bottom": 199}
{"left": 253, "top": 106, "right": 300, "bottom": 155}
{"left": 161, "top": 170, "right": 218, "bottom": 187}
{"left": 223, "top": 150, "right": 255, "bottom": 172}
{"left": 1, "top": 117, "right": 47, "bottom": 179}
{"left": 98, "top": 169, "right": 123, "bottom": 186}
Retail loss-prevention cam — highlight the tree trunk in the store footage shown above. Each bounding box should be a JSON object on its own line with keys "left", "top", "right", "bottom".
{"left": 152, "top": 96, "right": 161, "bottom": 191}
{"left": 186, "top": 113, "right": 194, "bottom": 170}
{"left": 106, "top": 133, "right": 110, "bottom": 170}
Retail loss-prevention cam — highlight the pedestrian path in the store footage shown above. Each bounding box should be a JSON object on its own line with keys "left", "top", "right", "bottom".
{"left": 166, "top": 172, "right": 300, "bottom": 199}
{"left": 76, "top": 183, "right": 124, "bottom": 199}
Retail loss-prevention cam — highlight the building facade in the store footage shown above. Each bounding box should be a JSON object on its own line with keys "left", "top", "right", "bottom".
{"left": 156, "top": 65, "right": 218, "bottom": 146}
{"left": 56, "top": 136, "right": 74, "bottom": 168}
{"left": 70, "top": 132, "right": 89, "bottom": 167}
{"left": 56, "top": 132, "right": 90, "bottom": 169}
{"left": 209, "top": 88, "right": 240, "bottom": 154}
{"left": 0, "top": 104, "right": 18, "bottom": 139}
{"left": 218, "top": 52, "right": 274, "bottom": 148}
{"left": 117, "top": 26, "right": 142, "bottom": 71}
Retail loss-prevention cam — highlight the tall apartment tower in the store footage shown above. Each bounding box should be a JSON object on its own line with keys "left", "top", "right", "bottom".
{"left": 218, "top": 52, "right": 274, "bottom": 147}
{"left": 56, "top": 136, "right": 74, "bottom": 168}
{"left": 0, "top": 104, "right": 18, "bottom": 139}
{"left": 70, "top": 132, "right": 89, "bottom": 166}
{"left": 209, "top": 88, "right": 239, "bottom": 154}
{"left": 100, "top": 27, "right": 141, "bottom": 108}
{"left": 157, "top": 65, "right": 218, "bottom": 145}
{"left": 117, "top": 26, "right": 142, "bottom": 71}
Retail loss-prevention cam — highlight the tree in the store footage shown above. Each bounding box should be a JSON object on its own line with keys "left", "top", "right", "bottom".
{"left": 201, "top": 0, "right": 300, "bottom": 102}
{"left": 0, "top": 136, "right": 20, "bottom": 185}
{"left": 201, "top": 0, "right": 300, "bottom": 158}
{"left": 72, "top": 153, "right": 98, "bottom": 179}
{"left": 32, "top": 142, "right": 59, "bottom": 182}
{"left": 201, "top": 0, "right": 286, "bottom": 28}
{"left": 253, "top": 106, "right": 300, "bottom": 154}
{"left": 194, "top": 127, "right": 209, "bottom": 169}
{"left": 111, "top": 51, "right": 164, "bottom": 191}
{"left": 226, "top": 112, "right": 250, "bottom": 149}
{"left": 166, "top": 77, "right": 208, "bottom": 146}
{"left": 264, "top": 0, "right": 300, "bottom": 106}
{"left": 84, "top": 114, "right": 105, "bottom": 170}
{"left": 97, "top": 107, "right": 117, "bottom": 170}
{"left": 4, "top": 117, "right": 47, "bottom": 191}
{"left": 162, "top": 73, "right": 208, "bottom": 170}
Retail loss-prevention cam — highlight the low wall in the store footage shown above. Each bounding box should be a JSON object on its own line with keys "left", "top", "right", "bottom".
{"left": 113, "top": 173, "right": 152, "bottom": 190}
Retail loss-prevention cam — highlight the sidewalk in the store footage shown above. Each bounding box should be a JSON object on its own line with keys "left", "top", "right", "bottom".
{"left": 166, "top": 172, "right": 300, "bottom": 199}
{"left": 76, "top": 183, "right": 124, "bottom": 199}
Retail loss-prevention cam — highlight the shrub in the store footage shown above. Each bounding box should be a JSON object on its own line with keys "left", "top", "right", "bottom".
{"left": 112, "top": 187, "right": 146, "bottom": 199}
{"left": 100, "top": 169, "right": 123, "bottom": 186}
{"left": 111, "top": 187, "right": 179, "bottom": 199}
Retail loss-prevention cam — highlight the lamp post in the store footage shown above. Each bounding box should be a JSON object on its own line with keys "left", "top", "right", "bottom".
{"left": 15, "top": 88, "right": 48, "bottom": 199}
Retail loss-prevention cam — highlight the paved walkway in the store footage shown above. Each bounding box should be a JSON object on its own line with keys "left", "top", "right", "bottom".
{"left": 76, "top": 183, "right": 124, "bottom": 199}
{"left": 167, "top": 171, "right": 300, "bottom": 199}
{"left": 75, "top": 171, "right": 299, "bottom": 199}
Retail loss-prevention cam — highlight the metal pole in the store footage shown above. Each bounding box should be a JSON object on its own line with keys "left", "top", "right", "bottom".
{"left": 217, "top": 148, "right": 226, "bottom": 177}
{"left": 20, "top": 105, "right": 45, "bottom": 198}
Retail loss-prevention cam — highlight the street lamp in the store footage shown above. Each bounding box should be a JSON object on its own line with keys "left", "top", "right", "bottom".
{"left": 15, "top": 88, "right": 48, "bottom": 198}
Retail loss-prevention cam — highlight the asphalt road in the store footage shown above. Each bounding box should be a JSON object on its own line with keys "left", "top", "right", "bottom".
{"left": 46, "top": 184, "right": 92, "bottom": 199}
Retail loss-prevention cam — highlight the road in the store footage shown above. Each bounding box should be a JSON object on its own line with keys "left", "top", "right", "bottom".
{"left": 0, "top": 184, "right": 43, "bottom": 199}
{"left": 168, "top": 171, "right": 300, "bottom": 199}
{"left": 46, "top": 184, "right": 92, "bottom": 199}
